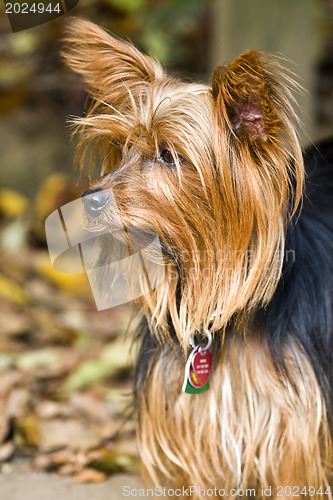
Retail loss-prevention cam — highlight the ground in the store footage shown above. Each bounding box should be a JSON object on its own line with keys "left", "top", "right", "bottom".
{"left": 0, "top": 470, "right": 144, "bottom": 500}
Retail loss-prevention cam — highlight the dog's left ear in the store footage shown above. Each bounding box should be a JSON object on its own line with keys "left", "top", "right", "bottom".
{"left": 62, "top": 18, "right": 165, "bottom": 101}
{"left": 212, "top": 51, "right": 283, "bottom": 143}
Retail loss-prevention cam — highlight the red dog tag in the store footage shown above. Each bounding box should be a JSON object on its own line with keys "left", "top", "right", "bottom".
{"left": 192, "top": 347, "right": 212, "bottom": 386}
{"left": 182, "top": 334, "right": 213, "bottom": 395}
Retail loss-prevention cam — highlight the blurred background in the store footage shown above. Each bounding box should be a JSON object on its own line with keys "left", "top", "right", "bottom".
{"left": 0, "top": 0, "right": 332, "bottom": 489}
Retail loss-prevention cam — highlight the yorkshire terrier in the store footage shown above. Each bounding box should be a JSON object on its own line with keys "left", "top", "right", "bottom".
{"left": 61, "top": 18, "right": 333, "bottom": 498}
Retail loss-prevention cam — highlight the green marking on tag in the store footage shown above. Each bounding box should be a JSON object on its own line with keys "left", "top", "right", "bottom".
{"left": 183, "top": 378, "right": 210, "bottom": 394}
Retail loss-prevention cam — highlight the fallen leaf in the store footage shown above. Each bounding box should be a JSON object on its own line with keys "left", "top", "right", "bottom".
{"left": 0, "top": 371, "right": 22, "bottom": 442}
{"left": 0, "top": 273, "right": 29, "bottom": 305}
{"left": 35, "top": 253, "right": 90, "bottom": 296}
{"left": 0, "top": 189, "right": 29, "bottom": 217}
{"left": 0, "top": 251, "right": 30, "bottom": 283}
{"left": 39, "top": 419, "right": 102, "bottom": 452}
{"left": 74, "top": 467, "right": 106, "bottom": 483}
{"left": 16, "top": 349, "right": 60, "bottom": 372}
{"left": 88, "top": 447, "right": 140, "bottom": 474}
{"left": 0, "top": 310, "right": 29, "bottom": 337}
{"left": 0, "top": 414, "right": 9, "bottom": 444}
{"left": 69, "top": 393, "right": 111, "bottom": 423}
{"left": 59, "top": 463, "right": 76, "bottom": 476}
{"left": 36, "top": 400, "right": 62, "bottom": 419}
{"left": 0, "top": 219, "right": 30, "bottom": 252}
{"left": 0, "top": 354, "right": 14, "bottom": 371}
{"left": 61, "top": 360, "right": 111, "bottom": 394}
{"left": 0, "top": 441, "right": 15, "bottom": 462}
{"left": 63, "top": 337, "right": 134, "bottom": 393}
{"left": 15, "top": 415, "right": 41, "bottom": 447}
{"left": 6, "top": 388, "right": 29, "bottom": 418}
{"left": 0, "top": 371, "right": 22, "bottom": 399}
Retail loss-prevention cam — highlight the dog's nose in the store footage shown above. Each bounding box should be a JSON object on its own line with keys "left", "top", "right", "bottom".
{"left": 81, "top": 188, "right": 110, "bottom": 217}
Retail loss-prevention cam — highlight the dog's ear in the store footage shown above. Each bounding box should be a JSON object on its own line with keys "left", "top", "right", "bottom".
{"left": 62, "top": 18, "right": 165, "bottom": 100}
{"left": 211, "top": 50, "right": 303, "bottom": 214}
{"left": 212, "top": 50, "right": 286, "bottom": 143}
{"left": 210, "top": 51, "right": 304, "bottom": 319}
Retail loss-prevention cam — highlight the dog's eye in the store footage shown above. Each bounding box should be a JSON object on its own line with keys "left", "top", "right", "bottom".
{"left": 160, "top": 149, "right": 176, "bottom": 165}
{"left": 112, "top": 140, "right": 123, "bottom": 152}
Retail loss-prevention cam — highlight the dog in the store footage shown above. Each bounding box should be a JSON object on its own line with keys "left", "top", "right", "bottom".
{"left": 62, "top": 18, "right": 333, "bottom": 498}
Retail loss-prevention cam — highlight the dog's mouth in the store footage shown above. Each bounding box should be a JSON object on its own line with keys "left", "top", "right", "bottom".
{"left": 79, "top": 190, "right": 165, "bottom": 279}
{"left": 45, "top": 191, "right": 166, "bottom": 310}
{"left": 81, "top": 187, "right": 165, "bottom": 254}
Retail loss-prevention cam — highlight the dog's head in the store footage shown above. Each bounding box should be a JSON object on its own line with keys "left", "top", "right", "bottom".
{"left": 62, "top": 18, "right": 303, "bottom": 344}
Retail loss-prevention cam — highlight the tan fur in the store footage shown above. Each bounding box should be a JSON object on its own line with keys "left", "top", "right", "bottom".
{"left": 62, "top": 19, "right": 304, "bottom": 346}
{"left": 139, "top": 336, "right": 332, "bottom": 499}
{"left": 62, "top": 19, "right": 332, "bottom": 498}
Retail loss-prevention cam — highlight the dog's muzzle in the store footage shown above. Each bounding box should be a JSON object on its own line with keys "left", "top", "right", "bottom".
{"left": 81, "top": 188, "right": 111, "bottom": 217}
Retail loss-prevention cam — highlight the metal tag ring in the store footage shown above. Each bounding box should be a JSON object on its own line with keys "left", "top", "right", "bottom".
{"left": 189, "top": 329, "right": 212, "bottom": 351}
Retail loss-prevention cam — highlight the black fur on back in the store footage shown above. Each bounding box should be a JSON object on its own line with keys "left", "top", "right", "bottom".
{"left": 264, "top": 138, "right": 333, "bottom": 416}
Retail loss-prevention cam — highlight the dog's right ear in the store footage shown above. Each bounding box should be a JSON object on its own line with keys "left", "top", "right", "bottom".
{"left": 62, "top": 18, "right": 165, "bottom": 101}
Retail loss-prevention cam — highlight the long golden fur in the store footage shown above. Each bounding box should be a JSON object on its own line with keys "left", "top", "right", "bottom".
{"left": 140, "top": 337, "right": 331, "bottom": 497}
{"left": 62, "top": 18, "right": 333, "bottom": 498}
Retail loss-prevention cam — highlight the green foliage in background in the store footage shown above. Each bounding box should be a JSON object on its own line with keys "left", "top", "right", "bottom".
{"left": 103, "top": 0, "right": 206, "bottom": 66}
{"left": 106, "top": 0, "right": 204, "bottom": 65}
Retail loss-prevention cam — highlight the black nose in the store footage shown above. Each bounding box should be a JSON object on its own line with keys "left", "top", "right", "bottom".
{"left": 81, "top": 188, "right": 110, "bottom": 217}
